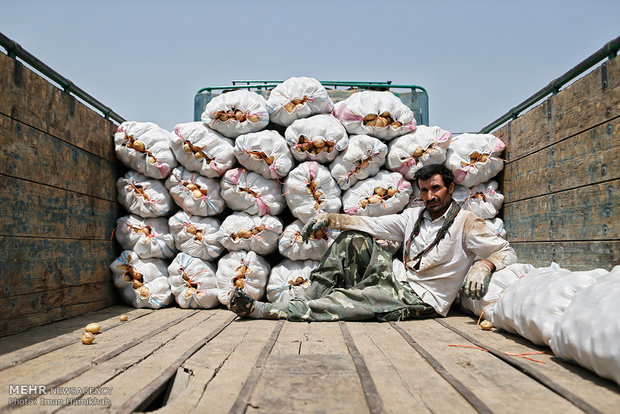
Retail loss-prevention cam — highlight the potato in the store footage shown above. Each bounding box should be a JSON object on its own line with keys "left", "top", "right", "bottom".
{"left": 148, "top": 155, "right": 157, "bottom": 165}
{"left": 183, "top": 143, "right": 192, "bottom": 153}
{"left": 186, "top": 225, "right": 197, "bottom": 235}
{"left": 368, "top": 195, "right": 382, "bottom": 204}
{"left": 120, "top": 314, "right": 129, "bottom": 322}
{"left": 138, "top": 286, "right": 150, "bottom": 297}
{"left": 194, "top": 151, "right": 205, "bottom": 160}
{"left": 386, "top": 187, "right": 398, "bottom": 197}
{"left": 314, "top": 139, "right": 325, "bottom": 148}
{"left": 250, "top": 152, "right": 263, "bottom": 160}
{"left": 192, "top": 189, "right": 203, "bottom": 199}
{"left": 234, "top": 110, "right": 245, "bottom": 121}
{"left": 186, "top": 183, "right": 198, "bottom": 191}
{"left": 235, "top": 265, "right": 247, "bottom": 277}
{"left": 360, "top": 198, "right": 368, "bottom": 208}
{"left": 248, "top": 114, "right": 260, "bottom": 123}
{"left": 413, "top": 146, "right": 424, "bottom": 158}
{"left": 219, "top": 114, "right": 230, "bottom": 122}
{"left": 81, "top": 332, "right": 95, "bottom": 345}
{"left": 284, "top": 102, "right": 296, "bottom": 113}
{"left": 374, "top": 187, "right": 387, "bottom": 197}
{"left": 390, "top": 121, "right": 402, "bottom": 129}
{"left": 132, "top": 280, "right": 143, "bottom": 289}
{"left": 132, "top": 140, "right": 145, "bottom": 151}
{"left": 195, "top": 231, "right": 203, "bottom": 241}
{"left": 364, "top": 114, "right": 377, "bottom": 122}
{"left": 234, "top": 278, "right": 245, "bottom": 288}
{"left": 480, "top": 320, "right": 493, "bottom": 330}
{"left": 85, "top": 323, "right": 101, "bottom": 334}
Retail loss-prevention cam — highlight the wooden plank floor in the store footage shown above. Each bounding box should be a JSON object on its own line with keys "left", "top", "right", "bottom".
{"left": 0, "top": 306, "right": 618, "bottom": 413}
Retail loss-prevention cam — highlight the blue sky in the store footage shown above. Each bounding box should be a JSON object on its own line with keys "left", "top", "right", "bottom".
{"left": 1, "top": 0, "right": 618, "bottom": 133}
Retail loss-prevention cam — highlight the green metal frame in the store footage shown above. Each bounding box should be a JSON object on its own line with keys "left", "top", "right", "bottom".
{"left": 0, "top": 31, "right": 125, "bottom": 124}
{"left": 480, "top": 36, "right": 619, "bottom": 133}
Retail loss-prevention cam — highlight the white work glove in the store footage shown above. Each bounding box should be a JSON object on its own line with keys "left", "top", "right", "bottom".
{"left": 301, "top": 213, "right": 330, "bottom": 243}
{"left": 462, "top": 261, "right": 493, "bottom": 299}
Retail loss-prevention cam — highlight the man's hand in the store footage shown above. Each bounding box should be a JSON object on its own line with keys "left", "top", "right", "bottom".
{"left": 301, "top": 213, "right": 330, "bottom": 243}
{"left": 462, "top": 261, "right": 493, "bottom": 299}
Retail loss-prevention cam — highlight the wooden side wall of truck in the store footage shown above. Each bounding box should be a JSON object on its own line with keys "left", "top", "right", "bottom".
{"left": 494, "top": 56, "right": 618, "bottom": 270}
{"left": 0, "top": 52, "right": 122, "bottom": 337}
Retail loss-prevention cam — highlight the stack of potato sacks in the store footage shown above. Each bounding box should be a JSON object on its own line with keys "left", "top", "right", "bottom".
{"left": 110, "top": 76, "right": 508, "bottom": 310}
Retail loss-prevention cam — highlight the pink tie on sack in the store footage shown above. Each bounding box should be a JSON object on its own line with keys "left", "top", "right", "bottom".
{"left": 397, "top": 177, "right": 411, "bottom": 191}
{"left": 493, "top": 138, "right": 506, "bottom": 154}
{"left": 228, "top": 168, "right": 243, "bottom": 185}
{"left": 308, "top": 161, "right": 319, "bottom": 181}
{"left": 255, "top": 196, "right": 271, "bottom": 216}
{"left": 156, "top": 163, "right": 171, "bottom": 179}
{"left": 332, "top": 103, "right": 364, "bottom": 123}
{"left": 344, "top": 205, "right": 360, "bottom": 215}
{"left": 396, "top": 157, "right": 416, "bottom": 176}
{"left": 453, "top": 168, "right": 468, "bottom": 184}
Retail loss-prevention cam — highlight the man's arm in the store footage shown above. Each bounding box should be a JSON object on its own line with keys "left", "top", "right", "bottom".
{"left": 302, "top": 211, "right": 409, "bottom": 242}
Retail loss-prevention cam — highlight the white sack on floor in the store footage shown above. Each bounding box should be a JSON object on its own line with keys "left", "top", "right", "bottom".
{"left": 283, "top": 161, "right": 342, "bottom": 223}
{"left": 550, "top": 267, "right": 620, "bottom": 386}
{"left": 266, "top": 77, "right": 334, "bottom": 126}
{"left": 115, "top": 215, "right": 176, "bottom": 260}
{"left": 168, "top": 253, "right": 220, "bottom": 309}
{"left": 110, "top": 250, "right": 173, "bottom": 309}
{"left": 267, "top": 259, "right": 319, "bottom": 303}
{"left": 117, "top": 171, "right": 174, "bottom": 218}
{"left": 343, "top": 171, "right": 412, "bottom": 216}
{"left": 285, "top": 114, "right": 349, "bottom": 163}
{"left": 220, "top": 168, "right": 285, "bottom": 216}
{"left": 168, "top": 211, "right": 223, "bottom": 261}
{"left": 278, "top": 220, "right": 340, "bottom": 261}
{"left": 171, "top": 122, "right": 236, "bottom": 178}
{"left": 492, "top": 264, "right": 609, "bottom": 346}
{"left": 485, "top": 218, "right": 507, "bottom": 239}
{"left": 234, "top": 130, "right": 294, "bottom": 180}
{"left": 332, "top": 91, "right": 416, "bottom": 140}
{"left": 330, "top": 135, "right": 388, "bottom": 190}
{"left": 386, "top": 125, "right": 452, "bottom": 179}
{"left": 114, "top": 121, "right": 177, "bottom": 179}
{"left": 445, "top": 133, "right": 506, "bottom": 188}
{"left": 217, "top": 212, "right": 283, "bottom": 255}
{"left": 458, "top": 181, "right": 504, "bottom": 219}
{"left": 165, "top": 167, "right": 225, "bottom": 217}
{"left": 201, "top": 90, "right": 269, "bottom": 138}
{"left": 216, "top": 250, "right": 270, "bottom": 306}
{"left": 459, "top": 263, "right": 534, "bottom": 320}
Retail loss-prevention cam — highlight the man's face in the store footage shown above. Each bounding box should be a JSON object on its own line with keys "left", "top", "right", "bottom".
{"left": 417, "top": 174, "right": 455, "bottom": 219}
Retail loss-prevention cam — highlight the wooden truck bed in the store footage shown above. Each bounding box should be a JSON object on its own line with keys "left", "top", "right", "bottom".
{"left": 1, "top": 306, "right": 618, "bottom": 413}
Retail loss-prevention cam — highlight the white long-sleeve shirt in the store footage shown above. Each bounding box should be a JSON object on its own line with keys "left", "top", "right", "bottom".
{"left": 330, "top": 206, "right": 517, "bottom": 316}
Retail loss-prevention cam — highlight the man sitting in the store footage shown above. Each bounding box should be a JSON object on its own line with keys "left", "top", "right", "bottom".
{"left": 229, "top": 164, "right": 516, "bottom": 321}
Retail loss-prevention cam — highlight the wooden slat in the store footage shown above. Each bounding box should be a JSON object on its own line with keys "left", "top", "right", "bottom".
{"left": 0, "top": 52, "right": 117, "bottom": 162}
{"left": 510, "top": 240, "right": 619, "bottom": 270}
{"left": 191, "top": 319, "right": 279, "bottom": 413}
{"left": 249, "top": 354, "right": 370, "bottom": 414}
{"left": 397, "top": 318, "right": 582, "bottom": 413}
{"left": 0, "top": 237, "right": 118, "bottom": 298}
{"left": 118, "top": 312, "right": 237, "bottom": 413}
{"left": 503, "top": 119, "right": 619, "bottom": 202}
{"left": 0, "top": 306, "right": 150, "bottom": 369}
{"left": 300, "top": 321, "right": 348, "bottom": 355}
{"left": 503, "top": 180, "right": 618, "bottom": 242}
{"left": 0, "top": 113, "right": 122, "bottom": 201}
{"left": 439, "top": 315, "right": 620, "bottom": 414}
{"left": 348, "top": 322, "right": 476, "bottom": 414}
{"left": 0, "top": 176, "right": 120, "bottom": 239}
{"left": 0, "top": 281, "right": 116, "bottom": 322}
{"left": 153, "top": 319, "right": 256, "bottom": 413}
{"left": 493, "top": 56, "right": 619, "bottom": 162}
{"left": 0, "top": 307, "right": 196, "bottom": 410}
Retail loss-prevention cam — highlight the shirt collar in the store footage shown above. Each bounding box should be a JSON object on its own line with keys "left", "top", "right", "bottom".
{"left": 423, "top": 200, "right": 456, "bottom": 223}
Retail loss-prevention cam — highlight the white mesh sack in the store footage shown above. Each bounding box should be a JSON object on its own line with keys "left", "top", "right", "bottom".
{"left": 332, "top": 91, "right": 416, "bottom": 140}
{"left": 283, "top": 161, "right": 342, "bottom": 223}
{"left": 330, "top": 135, "right": 388, "bottom": 190}
{"left": 117, "top": 170, "right": 174, "bottom": 218}
{"left": 343, "top": 171, "right": 412, "bottom": 216}
{"left": 385, "top": 125, "right": 452, "bottom": 179}
{"left": 492, "top": 265, "right": 609, "bottom": 346}
{"left": 278, "top": 219, "right": 340, "bottom": 261}
{"left": 201, "top": 90, "right": 269, "bottom": 138}
{"left": 266, "top": 77, "right": 334, "bottom": 126}
{"left": 165, "top": 167, "right": 225, "bottom": 217}
{"left": 459, "top": 263, "right": 534, "bottom": 320}
{"left": 234, "top": 130, "right": 294, "bottom": 180}
{"left": 171, "top": 122, "right": 236, "bottom": 178}
{"left": 445, "top": 133, "right": 506, "bottom": 188}
{"left": 110, "top": 250, "right": 173, "bottom": 309}
{"left": 458, "top": 181, "right": 504, "bottom": 219}
{"left": 285, "top": 114, "right": 349, "bottom": 163}
{"left": 407, "top": 186, "right": 424, "bottom": 208}
{"left": 168, "top": 252, "right": 220, "bottom": 309}
{"left": 220, "top": 168, "right": 285, "bottom": 216}
{"left": 115, "top": 214, "right": 176, "bottom": 260}
{"left": 216, "top": 250, "right": 270, "bottom": 306}
{"left": 114, "top": 121, "right": 178, "bottom": 179}
{"left": 550, "top": 268, "right": 620, "bottom": 386}
{"left": 217, "top": 212, "right": 283, "bottom": 255}
{"left": 266, "top": 259, "right": 319, "bottom": 303}
{"left": 485, "top": 218, "right": 507, "bottom": 239}
{"left": 168, "top": 211, "right": 223, "bottom": 261}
